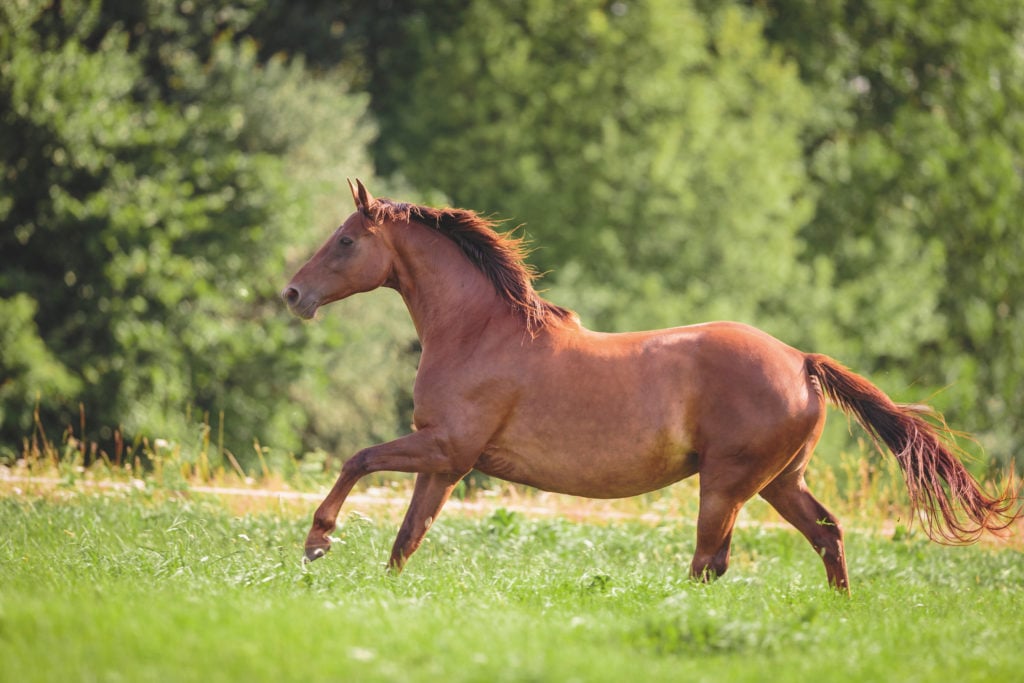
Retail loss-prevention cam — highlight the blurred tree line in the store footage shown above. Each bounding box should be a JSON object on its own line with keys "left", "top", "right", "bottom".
{"left": 2, "top": 0, "right": 1021, "bottom": 474}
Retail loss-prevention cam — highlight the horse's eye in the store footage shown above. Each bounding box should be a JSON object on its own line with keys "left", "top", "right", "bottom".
{"left": 339, "top": 235, "right": 354, "bottom": 247}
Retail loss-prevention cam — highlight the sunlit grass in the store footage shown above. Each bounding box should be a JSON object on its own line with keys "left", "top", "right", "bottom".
{"left": 1, "top": 489, "right": 1021, "bottom": 682}
{"left": 3, "top": 408, "right": 1021, "bottom": 681}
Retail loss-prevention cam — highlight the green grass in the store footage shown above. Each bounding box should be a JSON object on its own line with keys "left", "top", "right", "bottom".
{"left": 1, "top": 489, "right": 1022, "bottom": 682}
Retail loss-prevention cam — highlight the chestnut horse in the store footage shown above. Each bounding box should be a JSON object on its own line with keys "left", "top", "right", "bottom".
{"left": 282, "top": 180, "right": 1017, "bottom": 591}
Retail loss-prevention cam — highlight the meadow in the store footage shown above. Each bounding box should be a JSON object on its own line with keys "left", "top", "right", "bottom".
{"left": 1, "top": 474, "right": 1022, "bottom": 683}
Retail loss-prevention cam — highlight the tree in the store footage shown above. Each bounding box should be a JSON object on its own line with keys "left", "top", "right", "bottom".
{"left": 0, "top": 0, "right": 383, "bottom": 464}
{"left": 350, "top": 0, "right": 821, "bottom": 342}
{"left": 755, "top": 0, "right": 1024, "bottom": 465}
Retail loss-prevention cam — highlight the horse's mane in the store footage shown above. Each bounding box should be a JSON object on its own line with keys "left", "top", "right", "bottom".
{"left": 367, "top": 198, "right": 576, "bottom": 334}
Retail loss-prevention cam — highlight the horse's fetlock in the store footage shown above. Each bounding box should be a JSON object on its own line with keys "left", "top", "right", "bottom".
{"left": 691, "top": 553, "right": 729, "bottom": 582}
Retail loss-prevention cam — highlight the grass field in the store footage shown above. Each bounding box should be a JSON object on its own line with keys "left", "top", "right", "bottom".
{"left": 1, "top": 482, "right": 1022, "bottom": 683}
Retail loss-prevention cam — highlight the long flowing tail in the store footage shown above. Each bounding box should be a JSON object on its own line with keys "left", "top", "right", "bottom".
{"left": 804, "top": 353, "right": 1019, "bottom": 543}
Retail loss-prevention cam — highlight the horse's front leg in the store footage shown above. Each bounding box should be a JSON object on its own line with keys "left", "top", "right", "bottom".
{"left": 388, "top": 472, "right": 464, "bottom": 573}
{"left": 303, "top": 428, "right": 468, "bottom": 563}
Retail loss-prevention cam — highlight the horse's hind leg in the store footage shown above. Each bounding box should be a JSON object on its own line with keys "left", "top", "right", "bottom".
{"left": 388, "top": 472, "right": 463, "bottom": 573}
{"left": 690, "top": 427, "right": 817, "bottom": 582}
{"left": 690, "top": 442, "right": 801, "bottom": 582}
{"left": 759, "top": 471, "right": 849, "bottom": 592}
{"left": 690, "top": 487, "right": 744, "bottom": 582}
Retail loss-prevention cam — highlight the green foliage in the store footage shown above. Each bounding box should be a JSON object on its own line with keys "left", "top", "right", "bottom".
{"left": 362, "top": 1, "right": 819, "bottom": 339}
{"left": 2, "top": 0, "right": 1021, "bottom": 475}
{"left": 0, "top": 1, "right": 381, "bottom": 464}
{"left": 0, "top": 295, "right": 81, "bottom": 443}
{"left": 292, "top": 291, "right": 418, "bottom": 462}
{"left": 755, "top": 0, "right": 1024, "bottom": 462}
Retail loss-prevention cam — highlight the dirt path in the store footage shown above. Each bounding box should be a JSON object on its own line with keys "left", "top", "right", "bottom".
{"left": 1, "top": 472, "right": 747, "bottom": 526}
{"left": 6, "top": 471, "right": 1022, "bottom": 546}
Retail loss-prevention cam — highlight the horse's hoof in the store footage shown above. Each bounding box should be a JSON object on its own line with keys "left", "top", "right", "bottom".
{"left": 303, "top": 546, "right": 328, "bottom": 564}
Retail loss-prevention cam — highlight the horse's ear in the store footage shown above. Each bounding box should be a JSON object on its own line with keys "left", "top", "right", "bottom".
{"left": 355, "top": 179, "right": 375, "bottom": 211}
{"left": 347, "top": 178, "right": 360, "bottom": 210}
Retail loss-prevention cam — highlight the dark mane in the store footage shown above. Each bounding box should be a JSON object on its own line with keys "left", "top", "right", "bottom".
{"left": 367, "top": 198, "right": 576, "bottom": 333}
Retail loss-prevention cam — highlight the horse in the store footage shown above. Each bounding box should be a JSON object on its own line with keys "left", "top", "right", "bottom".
{"left": 282, "top": 179, "right": 1018, "bottom": 592}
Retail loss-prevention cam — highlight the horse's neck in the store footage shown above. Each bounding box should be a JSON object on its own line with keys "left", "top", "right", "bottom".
{"left": 388, "top": 222, "right": 509, "bottom": 346}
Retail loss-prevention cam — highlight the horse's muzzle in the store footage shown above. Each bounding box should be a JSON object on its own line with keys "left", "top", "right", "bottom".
{"left": 282, "top": 286, "right": 301, "bottom": 308}
{"left": 281, "top": 286, "right": 318, "bottom": 319}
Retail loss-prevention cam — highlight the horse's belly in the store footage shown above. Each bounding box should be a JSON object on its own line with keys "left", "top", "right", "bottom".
{"left": 475, "top": 433, "right": 700, "bottom": 499}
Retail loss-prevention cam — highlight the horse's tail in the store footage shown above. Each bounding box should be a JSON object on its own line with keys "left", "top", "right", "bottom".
{"left": 804, "top": 353, "right": 1019, "bottom": 543}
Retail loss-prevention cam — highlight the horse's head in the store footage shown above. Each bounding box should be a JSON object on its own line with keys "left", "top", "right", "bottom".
{"left": 282, "top": 179, "right": 394, "bottom": 319}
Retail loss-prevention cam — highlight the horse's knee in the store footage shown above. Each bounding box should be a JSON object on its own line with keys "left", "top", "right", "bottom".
{"left": 341, "top": 450, "right": 370, "bottom": 478}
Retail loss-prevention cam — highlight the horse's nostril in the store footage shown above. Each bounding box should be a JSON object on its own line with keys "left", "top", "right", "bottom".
{"left": 282, "top": 286, "right": 300, "bottom": 306}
